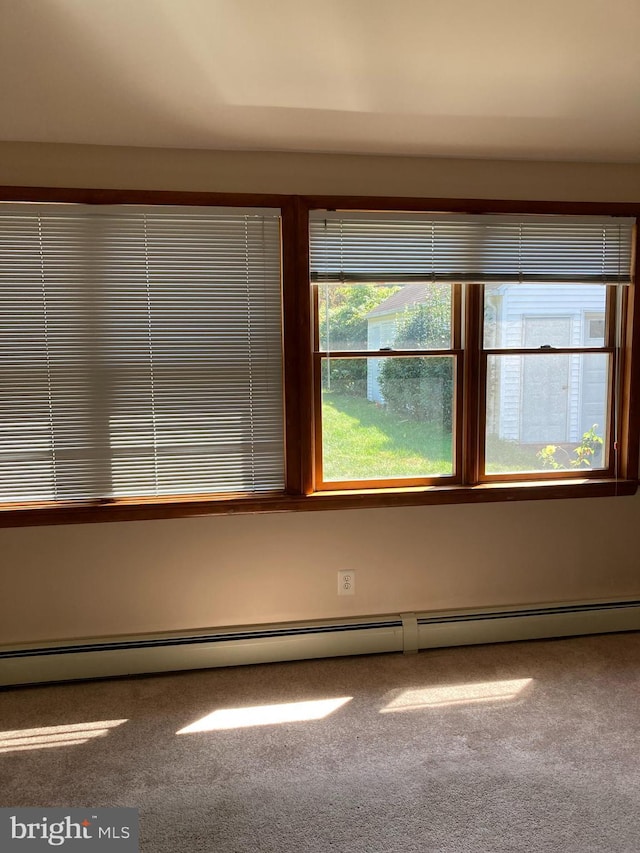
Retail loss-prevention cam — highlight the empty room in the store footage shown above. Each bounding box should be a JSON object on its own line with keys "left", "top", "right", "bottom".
{"left": 1, "top": 1, "right": 639, "bottom": 851}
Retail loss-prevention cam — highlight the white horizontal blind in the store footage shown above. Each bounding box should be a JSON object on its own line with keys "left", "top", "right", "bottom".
{"left": 0, "top": 204, "right": 284, "bottom": 503}
{"left": 310, "top": 212, "right": 635, "bottom": 284}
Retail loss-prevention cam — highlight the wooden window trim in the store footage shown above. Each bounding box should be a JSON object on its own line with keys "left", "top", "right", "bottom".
{"left": 0, "top": 187, "right": 638, "bottom": 527}
{"left": 0, "top": 479, "right": 636, "bottom": 528}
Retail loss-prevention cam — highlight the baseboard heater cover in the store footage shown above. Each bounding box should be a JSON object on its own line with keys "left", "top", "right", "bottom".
{"left": 2, "top": 599, "right": 639, "bottom": 687}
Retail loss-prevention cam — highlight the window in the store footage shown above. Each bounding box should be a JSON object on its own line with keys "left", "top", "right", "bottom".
{"left": 309, "top": 210, "right": 635, "bottom": 491}
{"left": 0, "top": 202, "right": 284, "bottom": 506}
{"left": 0, "top": 190, "right": 638, "bottom": 525}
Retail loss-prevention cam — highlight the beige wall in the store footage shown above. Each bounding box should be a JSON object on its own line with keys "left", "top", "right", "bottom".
{"left": 1, "top": 142, "right": 639, "bottom": 647}
{"left": 2, "top": 141, "right": 640, "bottom": 200}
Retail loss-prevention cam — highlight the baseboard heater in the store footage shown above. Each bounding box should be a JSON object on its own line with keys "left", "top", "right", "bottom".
{"left": 2, "top": 598, "right": 640, "bottom": 687}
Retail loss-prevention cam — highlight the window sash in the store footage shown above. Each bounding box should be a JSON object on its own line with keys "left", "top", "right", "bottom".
{"left": 480, "top": 350, "right": 614, "bottom": 481}
{"left": 314, "top": 351, "right": 461, "bottom": 489}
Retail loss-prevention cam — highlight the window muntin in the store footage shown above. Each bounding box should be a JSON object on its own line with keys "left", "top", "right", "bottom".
{"left": 0, "top": 204, "right": 284, "bottom": 505}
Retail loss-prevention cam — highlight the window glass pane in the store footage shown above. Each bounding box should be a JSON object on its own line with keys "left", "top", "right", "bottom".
{"left": 485, "top": 353, "right": 609, "bottom": 474}
{"left": 317, "top": 283, "right": 451, "bottom": 351}
{"left": 484, "top": 284, "right": 607, "bottom": 349}
{"left": 321, "top": 356, "right": 454, "bottom": 481}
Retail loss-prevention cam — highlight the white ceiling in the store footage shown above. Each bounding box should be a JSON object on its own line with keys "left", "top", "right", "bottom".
{"left": 1, "top": 0, "right": 639, "bottom": 163}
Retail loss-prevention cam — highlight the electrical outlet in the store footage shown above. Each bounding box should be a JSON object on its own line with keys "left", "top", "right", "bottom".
{"left": 338, "top": 570, "right": 355, "bottom": 596}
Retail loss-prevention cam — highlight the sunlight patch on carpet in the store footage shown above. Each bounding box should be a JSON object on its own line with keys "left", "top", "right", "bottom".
{"left": 176, "top": 697, "right": 352, "bottom": 733}
{"left": 0, "top": 719, "right": 128, "bottom": 753}
{"left": 380, "top": 678, "right": 533, "bottom": 712}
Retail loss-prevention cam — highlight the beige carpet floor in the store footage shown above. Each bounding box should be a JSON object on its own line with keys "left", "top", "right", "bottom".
{"left": 2, "top": 632, "right": 640, "bottom": 852}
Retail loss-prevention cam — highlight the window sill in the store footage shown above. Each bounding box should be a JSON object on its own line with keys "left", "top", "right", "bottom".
{"left": 0, "top": 478, "right": 637, "bottom": 527}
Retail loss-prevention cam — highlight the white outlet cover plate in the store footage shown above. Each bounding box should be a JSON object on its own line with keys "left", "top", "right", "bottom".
{"left": 338, "top": 570, "right": 355, "bottom": 596}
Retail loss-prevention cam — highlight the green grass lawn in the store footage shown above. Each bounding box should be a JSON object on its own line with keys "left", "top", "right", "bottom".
{"left": 321, "top": 392, "right": 595, "bottom": 480}
{"left": 322, "top": 392, "right": 453, "bottom": 481}
{"left": 484, "top": 434, "right": 545, "bottom": 473}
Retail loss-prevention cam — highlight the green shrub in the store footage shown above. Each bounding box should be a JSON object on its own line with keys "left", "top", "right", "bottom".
{"left": 321, "top": 359, "right": 367, "bottom": 396}
{"left": 536, "top": 425, "right": 604, "bottom": 469}
{"left": 379, "top": 295, "right": 453, "bottom": 428}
